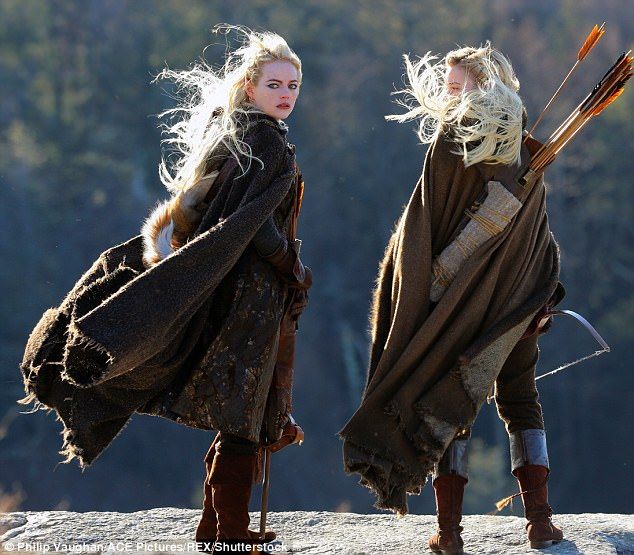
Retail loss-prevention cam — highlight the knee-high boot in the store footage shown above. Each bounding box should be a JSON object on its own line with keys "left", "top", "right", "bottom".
{"left": 428, "top": 439, "right": 469, "bottom": 555}
{"left": 208, "top": 435, "right": 275, "bottom": 553}
{"left": 194, "top": 434, "right": 219, "bottom": 546}
{"left": 510, "top": 429, "right": 564, "bottom": 549}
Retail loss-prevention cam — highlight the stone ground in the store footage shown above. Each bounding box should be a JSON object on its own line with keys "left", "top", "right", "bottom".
{"left": 1, "top": 510, "right": 633, "bottom": 554}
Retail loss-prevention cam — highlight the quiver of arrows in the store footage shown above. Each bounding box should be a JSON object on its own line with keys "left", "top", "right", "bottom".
{"left": 519, "top": 23, "right": 632, "bottom": 188}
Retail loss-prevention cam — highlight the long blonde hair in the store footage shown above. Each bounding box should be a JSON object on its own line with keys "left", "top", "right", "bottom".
{"left": 387, "top": 42, "right": 523, "bottom": 167}
{"left": 154, "top": 25, "right": 302, "bottom": 194}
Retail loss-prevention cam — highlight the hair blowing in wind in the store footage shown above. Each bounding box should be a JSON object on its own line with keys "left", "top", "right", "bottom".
{"left": 153, "top": 24, "right": 302, "bottom": 195}
{"left": 387, "top": 42, "right": 524, "bottom": 167}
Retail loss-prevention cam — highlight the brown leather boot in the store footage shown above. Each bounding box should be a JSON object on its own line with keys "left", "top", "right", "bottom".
{"left": 209, "top": 448, "right": 276, "bottom": 553}
{"left": 428, "top": 474, "right": 467, "bottom": 555}
{"left": 514, "top": 464, "right": 564, "bottom": 549}
{"left": 195, "top": 436, "right": 275, "bottom": 554}
{"left": 194, "top": 436, "right": 219, "bottom": 546}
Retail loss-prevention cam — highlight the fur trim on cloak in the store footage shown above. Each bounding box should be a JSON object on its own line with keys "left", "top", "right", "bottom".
{"left": 141, "top": 171, "right": 220, "bottom": 267}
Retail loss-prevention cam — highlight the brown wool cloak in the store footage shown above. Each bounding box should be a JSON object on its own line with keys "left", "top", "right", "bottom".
{"left": 340, "top": 134, "right": 562, "bottom": 515}
{"left": 19, "top": 117, "right": 297, "bottom": 468}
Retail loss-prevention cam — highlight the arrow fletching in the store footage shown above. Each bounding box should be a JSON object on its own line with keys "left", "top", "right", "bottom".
{"left": 578, "top": 22, "right": 606, "bottom": 61}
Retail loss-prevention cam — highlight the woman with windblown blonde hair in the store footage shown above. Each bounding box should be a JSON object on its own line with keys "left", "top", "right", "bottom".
{"left": 19, "top": 25, "right": 310, "bottom": 555}
{"left": 341, "top": 42, "right": 565, "bottom": 554}
{"left": 387, "top": 42, "right": 524, "bottom": 168}
{"left": 141, "top": 26, "right": 312, "bottom": 552}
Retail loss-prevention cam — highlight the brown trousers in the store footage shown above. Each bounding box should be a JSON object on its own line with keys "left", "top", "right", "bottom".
{"left": 456, "top": 333, "right": 544, "bottom": 439}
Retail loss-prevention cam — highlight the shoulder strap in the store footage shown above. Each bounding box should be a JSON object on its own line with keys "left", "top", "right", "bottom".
{"left": 203, "top": 155, "right": 239, "bottom": 204}
{"left": 288, "top": 164, "right": 303, "bottom": 241}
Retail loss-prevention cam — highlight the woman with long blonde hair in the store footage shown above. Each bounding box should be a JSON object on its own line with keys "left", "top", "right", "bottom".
{"left": 141, "top": 26, "right": 312, "bottom": 552}
{"left": 341, "top": 43, "right": 564, "bottom": 554}
{"left": 387, "top": 42, "right": 524, "bottom": 168}
{"left": 20, "top": 25, "right": 310, "bottom": 555}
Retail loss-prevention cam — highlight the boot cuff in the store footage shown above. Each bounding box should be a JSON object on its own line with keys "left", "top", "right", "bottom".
{"left": 434, "top": 439, "right": 469, "bottom": 480}
{"left": 510, "top": 429, "right": 549, "bottom": 473}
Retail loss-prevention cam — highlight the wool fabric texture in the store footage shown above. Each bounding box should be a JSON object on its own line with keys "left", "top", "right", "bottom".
{"left": 340, "top": 133, "right": 562, "bottom": 515}
{"left": 20, "top": 115, "right": 297, "bottom": 467}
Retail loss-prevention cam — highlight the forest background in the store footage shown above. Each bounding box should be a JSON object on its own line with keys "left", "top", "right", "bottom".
{"left": 1, "top": 0, "right": 632, "bottom": 516}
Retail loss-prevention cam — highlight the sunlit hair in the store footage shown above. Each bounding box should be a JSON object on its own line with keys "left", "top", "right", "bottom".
{"left": 387, "top": 42, "right": 523, "bottom": 167}
{"left": 153, "top": 25, "right": 302, "bottom": 194}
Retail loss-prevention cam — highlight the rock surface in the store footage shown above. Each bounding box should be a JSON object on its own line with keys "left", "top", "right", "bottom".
{"left": 1, "top": 510, "right": 633, "bottom": 554}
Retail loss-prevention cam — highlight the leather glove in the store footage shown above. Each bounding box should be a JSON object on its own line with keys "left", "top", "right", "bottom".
{"left": 265, "top": 415, "right": 304, "bottom": 454}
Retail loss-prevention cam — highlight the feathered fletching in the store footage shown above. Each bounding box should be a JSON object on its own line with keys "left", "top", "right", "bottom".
{"left": 592, "top": 58, "right": 632, "bottom": 115}
{"left": 593, "top": 83, "right": 627, "bottom": 115}
{"left": 487, "top": 492, "right": 522, "bottom": 515}
{"left": 525, "top": 22, "right": 606, "bottom": 141}
{"left": 529, "top": 51, "right": 632, "bottom": 172}
{"left": 495, "top": 494, "right": 515, "bottom": 512}
{"left": 577, "top": 22, "right": 606, "bottom": 61}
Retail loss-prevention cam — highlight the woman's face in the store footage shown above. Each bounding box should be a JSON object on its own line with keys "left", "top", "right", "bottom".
{"left": 445, "top": 63, "right": 476, "bottom": 96}
{"left": 246, "top": 60, "right": 300, "bottom": 120}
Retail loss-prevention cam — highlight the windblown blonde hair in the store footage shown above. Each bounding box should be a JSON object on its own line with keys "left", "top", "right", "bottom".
{"left": 387, "top": 42, "right": 523, "bottom": 167}
{"left": 154, "top": 25, "right": 302, "bottom": 194}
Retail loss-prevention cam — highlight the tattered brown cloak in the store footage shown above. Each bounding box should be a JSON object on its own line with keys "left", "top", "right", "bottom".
{"left": 340, "top": 134, "right": 563, "bottom": 515}
{"left": 19, "top": 116, "right": 298, "bottom": 468}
